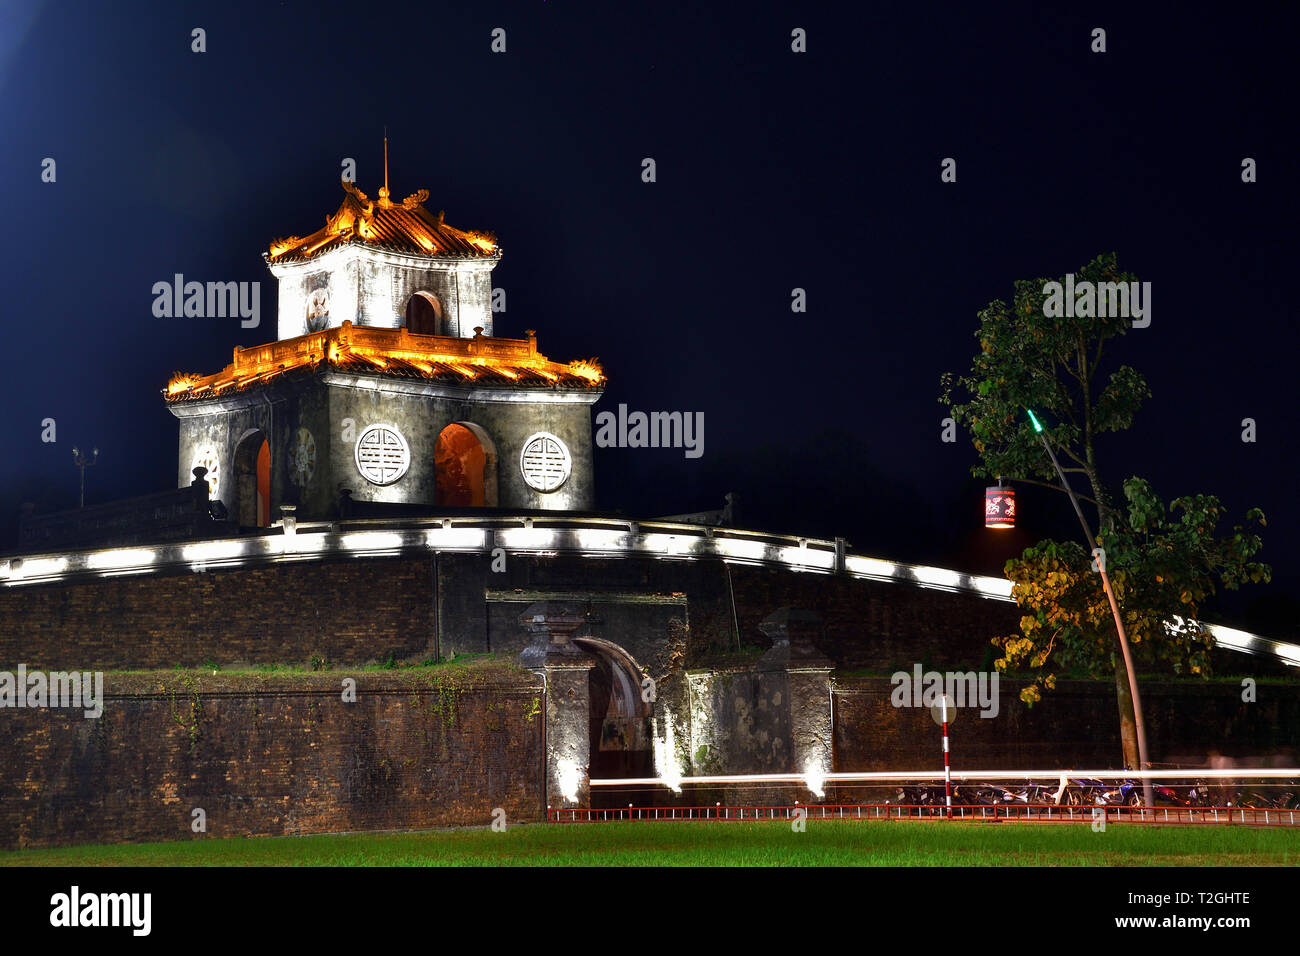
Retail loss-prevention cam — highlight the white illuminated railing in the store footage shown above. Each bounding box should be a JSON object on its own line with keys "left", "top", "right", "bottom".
{"left": 0, "top": 514, "right": 1293, "bottom": 667}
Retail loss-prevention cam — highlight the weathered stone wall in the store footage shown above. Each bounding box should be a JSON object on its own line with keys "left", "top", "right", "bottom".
{"left": 174, "top": 377, "right": 599, "bottom": 523}
{"left": 485, "top": 596, "right": 687, "bottom": 667}
{"left": 172, "top": 385, "right": 296, "bottom": 523}
{"left": 2, "top": 548, "right": 1294, "bottom": 846}
{"left": 0, "top": 557, "right": 436, "bottom": 671}
{"left": 271, "top": 249, "right": 497, "bottom": 340}
{"left": 831, "top": 676, "right": 1300, "bottom": 773}
{"left": 687, "top": 669, "right": 794, "bottom": 775}
{"left": 0, "top": 550, "right": 1276, "bottom": 677}
{"left": 725, "top": 565, "right": 1024, "bottom": 672}
{"left": 274, "top": 259, "right": 358, "bottom": 339}
{"left": 324, "top": 380, "right": 598, "bottom": 513}
{"left": 0, "top": 669, "right": 543, "bottom": 850}
{"left": 445, "top": 553, "right": 726, "bottom": 661}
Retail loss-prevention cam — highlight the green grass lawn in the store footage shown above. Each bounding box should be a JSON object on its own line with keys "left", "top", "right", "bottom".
{"left": 3, "top": 820, "right": 1296, "bottom": 867}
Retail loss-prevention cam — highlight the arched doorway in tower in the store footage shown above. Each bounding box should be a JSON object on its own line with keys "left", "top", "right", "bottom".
{"left": 233, "top": 430, "right": 271, "bottom": 528}
{"left": 404, "top": 291, "right": 444, "bottom": 335}
{"left": 575, "top": 637, "right": 655, "bottom": 807}
{"left": 433, "top": 422, "right": 498, "bottom": 507}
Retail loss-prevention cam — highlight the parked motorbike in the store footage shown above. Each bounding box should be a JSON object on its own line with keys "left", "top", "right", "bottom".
{"left": 1062, "top": 777, "right": 1140, "bottom": 806}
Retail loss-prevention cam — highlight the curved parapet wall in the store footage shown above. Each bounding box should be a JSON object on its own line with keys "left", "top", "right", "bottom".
{"left": 2, "top": 515, "right": 1008, "bottom": 593}
{"left": 0, "top": 515, "right": 1295, "bottom": 670}
{"left": 0, "top": 516, "right": 1295, "bottom": 851}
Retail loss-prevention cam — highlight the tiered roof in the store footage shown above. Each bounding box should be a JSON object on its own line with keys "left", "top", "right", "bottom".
{"left": 166, "top": 323, "right": 604, "bottom": 403}
{"left": 266, "top": 181, "right": 499, "bottom": 263}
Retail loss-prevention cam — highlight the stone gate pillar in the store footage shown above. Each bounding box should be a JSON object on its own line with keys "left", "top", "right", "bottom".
{"left": 758, "top": 607, "right": 835, "bottom": 795}
{"left": 519, "top": 602, "right": 597, "bottom": 810}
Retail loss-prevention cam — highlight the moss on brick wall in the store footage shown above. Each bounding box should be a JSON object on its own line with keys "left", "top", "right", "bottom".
{"left": 0, "top": 663, "right": 543, "bottom": 850}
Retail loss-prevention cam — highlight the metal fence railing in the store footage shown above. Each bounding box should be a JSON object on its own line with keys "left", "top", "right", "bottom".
{"left": 549, "top": 803, "right": 1300, "bottom": 827}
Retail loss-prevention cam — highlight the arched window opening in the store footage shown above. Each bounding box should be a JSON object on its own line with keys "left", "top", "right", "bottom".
{"left": 405, "top": 291, "right": 444, "bottom": 335}
{"left": 234, "top": 431, "right": 272, "bottom": 528}
{"left": 434, "top": 422, "right": 498, "bottom": 507}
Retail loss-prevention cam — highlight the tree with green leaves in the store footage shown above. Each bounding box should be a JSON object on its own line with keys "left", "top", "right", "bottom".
{"left": 940, "top": 252, "right": 1270, "bottom": 768}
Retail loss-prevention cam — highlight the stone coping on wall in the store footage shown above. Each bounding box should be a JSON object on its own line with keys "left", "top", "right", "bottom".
{"left": 0, "top": 514, "right": 1029, "bottom": 601}
{"left": 59, "top": 663, "right": 543, "bottom": 697}
{"left": 1, "top": 514, "right": 1295, "bottom": 669}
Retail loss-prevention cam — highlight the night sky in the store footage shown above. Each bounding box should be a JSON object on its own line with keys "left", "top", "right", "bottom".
{"left": 3, "top": 1, "right": 1296, "bottom": 632}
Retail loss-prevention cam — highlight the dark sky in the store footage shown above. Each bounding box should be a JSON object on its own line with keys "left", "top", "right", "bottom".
{"left": 2, "top": 1, "right": 1296, "bottom": 631}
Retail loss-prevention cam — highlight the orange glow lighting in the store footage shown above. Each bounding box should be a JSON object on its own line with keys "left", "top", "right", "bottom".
{"left": 165, "top": 322, "right": 604, "bottom": 401}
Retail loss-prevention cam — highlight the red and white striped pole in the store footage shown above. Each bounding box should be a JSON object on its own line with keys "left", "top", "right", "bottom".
{"left": 942, "top": 693, "right": 952, "bottom": 818}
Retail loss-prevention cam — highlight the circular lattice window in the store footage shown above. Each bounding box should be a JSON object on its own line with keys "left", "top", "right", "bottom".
{"left": 289, "top": 427, "right": 316, "bottom": 487}
{"left": 191, "top": 444, "right": 220, "bottom": 497}
{"left": 519, "top": 432, "right": 571, "bottom": 492}
{"left": 354, "top": 424, "right": 410, "bottom": 485}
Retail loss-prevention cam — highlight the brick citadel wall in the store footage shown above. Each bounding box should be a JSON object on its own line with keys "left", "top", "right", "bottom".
{"left": 1, "top": 551, "right": 1293, "bottom": 848}
{"left": 832, "top": 676, "right": 1300, "bottom": 772}
{"left": 0, "top": 558, "right": 436, "bottom": 671}
{"left": 0, "top": 669, "right": 543, "bottom": 850}
{"left": 0, "top": 554, "right": 1028, "bottom": 672}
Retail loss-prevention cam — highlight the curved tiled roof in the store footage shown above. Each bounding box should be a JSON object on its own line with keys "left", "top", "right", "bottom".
{"left": 165, "top": 323, "right": 604, "bottom": 403}
{"left": 267, "top": 181, "right": 499, "bottom": 263}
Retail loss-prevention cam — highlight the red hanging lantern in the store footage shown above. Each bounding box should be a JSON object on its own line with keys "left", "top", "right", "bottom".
{"left": 984, "top": 480, "right": 1015, "bottom": 529}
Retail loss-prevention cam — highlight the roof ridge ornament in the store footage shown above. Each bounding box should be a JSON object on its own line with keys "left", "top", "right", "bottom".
{"left": 341, "top": 179, "right": 370, "bottom": 203}
{"left": 340, "top": 179, "right": 375, "bottom": 218}
{"left": 401, "top": 189, "right": 429, "bottom": 210}
{"left": 267, "top": 173, "right": 497, "bottom": 261}
{"left": 268, "top": 235, "right": 302, "bottom": 258}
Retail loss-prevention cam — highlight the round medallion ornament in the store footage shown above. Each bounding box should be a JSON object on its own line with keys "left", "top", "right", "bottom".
{"left": 289, "top": 427, "right": 316, "bottom": 487}
{"left": 191, "top": 444, "right": 221, "bottom": 497}
{"left": 354, "top": 424, "right": 410, "bottom": 485}
{"left": 519, "top": 432, "right": 571, "bottom": 492}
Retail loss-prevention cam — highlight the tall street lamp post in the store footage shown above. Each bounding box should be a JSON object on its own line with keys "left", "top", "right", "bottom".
{"left": 72, "top": 446, "right": 98, "bottom": 509}
{"left": 1025, "top": 409, "right": 1152, "bottom": 809}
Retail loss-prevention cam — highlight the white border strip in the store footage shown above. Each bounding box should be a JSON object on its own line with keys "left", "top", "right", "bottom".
{"left": 2, "top": 516, "right": 1293, "bottom": 666}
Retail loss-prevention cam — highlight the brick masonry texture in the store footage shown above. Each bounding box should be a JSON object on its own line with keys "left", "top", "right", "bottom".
{"left": 1, "top": 551, "right": 1293, "bottom": 847}
{"left": 0, "top": 669, "right": 543, "bottom": 850}
{"left": 728, "top": 565, "right": 1023, "bottom": 671}
{"left": 0, "top": 553, "right": 1114, "bottom": 674}
{"left": 832, "top": 676, "right": 1300, "bottom": 772}
{"left": 0, "top": 558, "right": 436, "bottom": 671}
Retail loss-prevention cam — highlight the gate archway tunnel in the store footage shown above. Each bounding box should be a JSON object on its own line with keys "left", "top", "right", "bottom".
{"left": 574, "top": 636, "right": 654, "bottom": 802}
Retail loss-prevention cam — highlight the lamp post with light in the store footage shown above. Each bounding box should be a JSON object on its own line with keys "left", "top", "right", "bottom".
{"left": 72, "top": 446, "right": 98, "bottom": 509}
{"left": 1008, "top": 409, "right": 1152, "bottom": 809}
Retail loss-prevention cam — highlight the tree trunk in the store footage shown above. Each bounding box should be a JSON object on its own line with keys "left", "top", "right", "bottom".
{"left": 1112, "top": 652, "right": 1139, "bottom": 769}
{"left": 1089, "top": 471, "right": 1142, "bottom": 771}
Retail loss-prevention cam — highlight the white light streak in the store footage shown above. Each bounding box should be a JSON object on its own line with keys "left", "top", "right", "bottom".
{"left": 589, "top": 768, "right": 1300, "bottom": 788}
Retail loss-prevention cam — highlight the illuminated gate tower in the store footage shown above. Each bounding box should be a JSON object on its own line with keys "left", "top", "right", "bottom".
{"left": 165, "top": 173, "right": 605, "bottom": 525}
